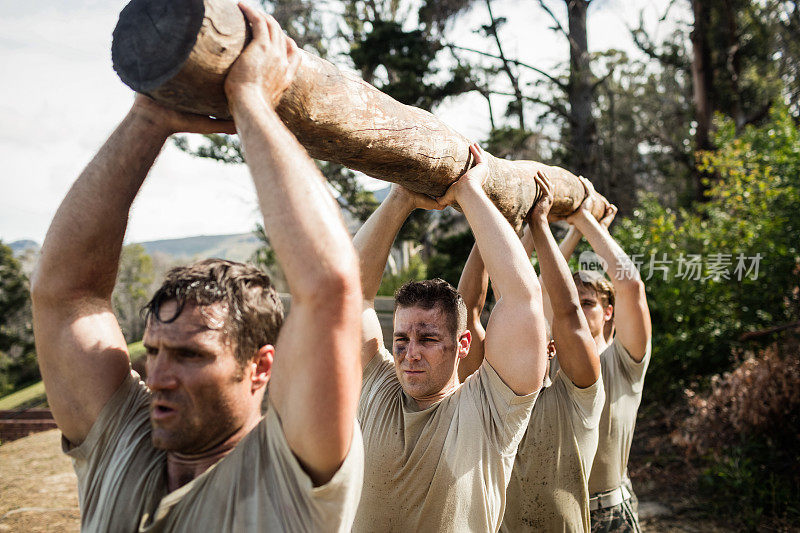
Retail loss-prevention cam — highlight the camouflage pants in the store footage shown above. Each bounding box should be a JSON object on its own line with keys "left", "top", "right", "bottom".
{"left": 590, "top": 485, "right": 641, "bottom": 533}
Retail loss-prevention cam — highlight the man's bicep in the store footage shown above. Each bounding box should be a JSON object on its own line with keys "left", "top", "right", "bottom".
{"left": 483, "top": 299, "right": 547, "bottom": 395}
{"left": 268, "top": 299, "right": 361, "bottom": 485}
{"left": 33, "top": 299, "right": 131, "bottom": 445}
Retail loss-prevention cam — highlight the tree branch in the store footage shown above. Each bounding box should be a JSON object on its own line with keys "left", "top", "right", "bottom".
{"left": 489, "top": 90, "right": 570, "bottom": 120}
{"left": 444, "top": 43, "right": 568, "bottom": 90}
{"left": 535, "top": 0, "right": 569, "bottom": 38}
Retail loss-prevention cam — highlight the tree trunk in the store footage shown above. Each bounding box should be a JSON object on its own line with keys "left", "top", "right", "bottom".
{"left": 566, "top": 0, "right": 597, "bottom": 179}
{"left": 690, "top": 0, "right": 714, "bottom": 202}
{"left": 111, "top": 0, "right": 607, "bottom": 226}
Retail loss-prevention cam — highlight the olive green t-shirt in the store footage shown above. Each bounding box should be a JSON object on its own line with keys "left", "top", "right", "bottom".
{"left": 63, "top": 371, "right": 364, "bottom": 532}
{"left": 354, "top": 347, "right": 538, "bottom": 532}
{"left": 588, "top": 337, "right": 651, "bottom": 495}
{"left": 501, "top": 370, "right": 605, "bottom": 532}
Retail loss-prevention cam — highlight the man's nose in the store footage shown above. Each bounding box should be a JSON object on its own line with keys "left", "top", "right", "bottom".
{"left": 405, "top": 341, "right": 422, "bottom": 361}
{"left": 145, "top": 352, "right": 178, "bottom": 391}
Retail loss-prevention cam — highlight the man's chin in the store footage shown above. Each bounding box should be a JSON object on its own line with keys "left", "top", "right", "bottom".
{"left": 150, "top": 424, "right": 185, "bottom": 451}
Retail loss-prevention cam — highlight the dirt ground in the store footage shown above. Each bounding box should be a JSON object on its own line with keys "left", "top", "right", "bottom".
{"left": 0, "top": 430, "right": 79, "bottom": 532}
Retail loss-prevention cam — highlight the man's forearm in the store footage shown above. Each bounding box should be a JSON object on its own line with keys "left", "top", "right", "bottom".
{"left": 231, "top": 92, "right": 358, "bottom": 299}
{"left": 559, "top": 225, "right": 582, "bottom": 262}
{"left": 573, "top": 213, "right": 641, "bottom": 286}
{"left": 530, "top": 222, "right": 581, "bottom": 318}
{"left": 33, "top": 109, "right": 170, "bottom": 300}
{"left": 457, "top": 243, "right": 489, "bottom": 319}
{"left": 352, "top": 191, "right": 415, "bottom": 301}
{"left": 457, "top": 185, "right": 541, "bottom": 300}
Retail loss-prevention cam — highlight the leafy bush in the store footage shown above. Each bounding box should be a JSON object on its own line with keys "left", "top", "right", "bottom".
{"left": 377, "top": 254, "right": 428, "bottom": 296}
{"left": 675, "top": 338, "right": 800, "bottom": 527}
{"left": 612, "top": 105, "right": 800, "bottom": 402}
{"left": 0, "top": 241, "right": 38, "bottom": 396}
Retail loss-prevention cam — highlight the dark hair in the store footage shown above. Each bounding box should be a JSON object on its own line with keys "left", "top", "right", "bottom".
{"left": 573, "top": 270, "right": 616, "bottom": 309}
{"left": 142, "top": 259, "right": 284, "bottom": 367}
{"left": 394, "top": 278, "right": 467, "bottom": 340}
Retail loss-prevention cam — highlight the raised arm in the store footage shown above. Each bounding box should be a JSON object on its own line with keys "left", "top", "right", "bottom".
{"left": 30, "top": 97, "right": 234, "bottom": 446}
{"left": 569, "top": 195, "right": 650, "bottom": 362}
{"left": 456, "top": 243, "right": 489, "bottom": 382}
{"left": 352, "top": 185, "right": 441, "bottom": 368}
{"left": 225, "top": 5, "right": 361, "bottom": 485}
{"left": 526, "top": 172, "right": 599, "bottom": 388}
{"left": 439, "top": 145, "right": 547, "bottom": 395}
{"left": 558, "top": 225, "right": 583, "bottom": 262}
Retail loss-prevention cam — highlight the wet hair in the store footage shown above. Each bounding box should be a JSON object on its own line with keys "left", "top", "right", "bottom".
{"left": 394, "top": 278, "right": 467, "bottom": 340}
{"left": 142, "top": 258, "right": 284, "bottom": 367}
{"left": 573, "top": 270, "right": 616, "bottom": 310}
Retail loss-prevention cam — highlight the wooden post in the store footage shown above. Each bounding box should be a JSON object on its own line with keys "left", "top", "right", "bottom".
{"left": 111, "top": 0, "right": 607, "bottom": 226}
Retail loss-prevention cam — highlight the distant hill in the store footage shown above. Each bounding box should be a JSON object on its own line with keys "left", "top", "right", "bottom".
{"left": 8, "top": 240, "right": 39, "bottom": 256}
{"left": 138, "top": 233, "right": 261, "bottom": 263}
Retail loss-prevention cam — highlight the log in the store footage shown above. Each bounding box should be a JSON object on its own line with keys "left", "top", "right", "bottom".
{"left": 111, "top": 0, "right": 607, "bottom": 226}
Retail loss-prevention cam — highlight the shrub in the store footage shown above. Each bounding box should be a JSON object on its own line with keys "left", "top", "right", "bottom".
{"left": 612, "top": 104, "right": 800, "bottom": 402}
{"left": 675, "top": 337, "right": 800, "bottom": 527}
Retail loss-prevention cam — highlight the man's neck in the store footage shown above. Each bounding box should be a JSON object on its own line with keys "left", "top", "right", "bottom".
{"left": 165, "top": 416, "right": 260, "bottom": 492}
{"left": 410, "top": 376, "right": 461, "bottom": 410}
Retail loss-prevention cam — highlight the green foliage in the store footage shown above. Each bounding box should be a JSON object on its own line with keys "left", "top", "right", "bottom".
{"left": 612, "top": 104, "right": 800, "bottom": 402}
{"left": 698, "top": 438, "right": 800, "bottom": 528}
{"left": 0, "top": 241, "right": 37, "bottom": 396}
{"left": 349, "top": 19, "right": 476, "bottom": 111}
{"left": 377, "top": 254, "right": 428, "bottom": 296}
{"left": 426, "top": 229, "right": 475, "bottom": 288}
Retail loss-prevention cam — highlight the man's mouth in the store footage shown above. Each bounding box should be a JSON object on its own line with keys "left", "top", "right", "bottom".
{"left": 151, "top": 402, "right": 178, "bottom": 420}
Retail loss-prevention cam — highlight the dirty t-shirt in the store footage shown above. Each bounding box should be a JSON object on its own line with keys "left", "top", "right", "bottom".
{"left": 63, "top": 371, "right": 364, "bottom": 532}
{"left": 354, "top": 346, "right": 538, "bottom": 532}
{"left": 501, "top": 369, "right": 605, "bottom": 532}
{"left": 588, "top": 337, "right": 651, "bottom": 495}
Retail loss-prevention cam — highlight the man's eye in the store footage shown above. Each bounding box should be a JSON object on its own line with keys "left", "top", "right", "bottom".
{"left": 179, "top": 350, "right": 200, "bottom": 358}
{"left": 145, "top": 347, "right": 157, "bottom": 357}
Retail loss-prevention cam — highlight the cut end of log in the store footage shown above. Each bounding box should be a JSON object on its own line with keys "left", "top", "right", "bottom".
{"left": 112, "top": 0, "right": 205, "bottom": 93}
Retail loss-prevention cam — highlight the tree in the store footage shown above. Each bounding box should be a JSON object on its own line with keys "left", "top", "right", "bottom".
{"left": 112, "top": 244, "right": 154, "bottom": 343}
{"left": 632, "top": 0, "right": 786, "bottom": 201}
{"left": 0, "top": 242, "right": 37, "bottom": 395}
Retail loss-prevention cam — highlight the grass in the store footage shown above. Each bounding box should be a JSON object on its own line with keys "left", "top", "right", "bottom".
{"left": 0, "top": 381, "right": 47, "bottom": 410}
{"left": 0, "top": 341, "right": 146, "bottom": 411}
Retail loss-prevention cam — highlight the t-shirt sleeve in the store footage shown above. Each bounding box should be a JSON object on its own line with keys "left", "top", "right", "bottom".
{"left": 62, "top": 370, "right": 151, "bottom": 461}
{"left": 261, "top": 401, "right": 364, "bottom": 531}
{"left": 463, "top": 359, "right": 538, "bottom": 456}
{"left": 611, "top": 337, "right": 651, "bottom": 393}
{"left": 557, "top": 370, "right": 605, "bottom": 431}
{"left": 62, "top": 371, "right": 157, "bottom": 527}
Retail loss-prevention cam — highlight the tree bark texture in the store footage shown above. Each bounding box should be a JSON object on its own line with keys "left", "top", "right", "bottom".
{"left": 566, "top": 0, "right": 598, "bottom": 180}
{"left": 111, "top": 0, "right": 607, "bottom": 227}
{"left": 690, "top": 0, "right": 714, "bottom": 202}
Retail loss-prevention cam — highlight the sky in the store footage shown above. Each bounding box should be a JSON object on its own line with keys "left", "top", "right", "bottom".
{"left": 0, "top": 0, "right": 683, "bottom": 245}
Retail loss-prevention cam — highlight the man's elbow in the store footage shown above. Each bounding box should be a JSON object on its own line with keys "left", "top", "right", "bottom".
{"left": 615, "top": 276, "right": 646, "bottom": 298}
{"left": 551, "top": 300, "right": 582, "bottom": 321}
{"left": 294, "top": 251, "right": 362, "bottom": 310}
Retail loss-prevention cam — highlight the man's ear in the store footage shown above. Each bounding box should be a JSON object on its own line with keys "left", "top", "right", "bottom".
{"left": 251, "top": 344, "right": 274, "bottom": 392}
{"left": 457, "top": 330, "right": 472, "bottom": 360}
{"left": 603, "top": 304, "right": 614, "bottom": 323}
